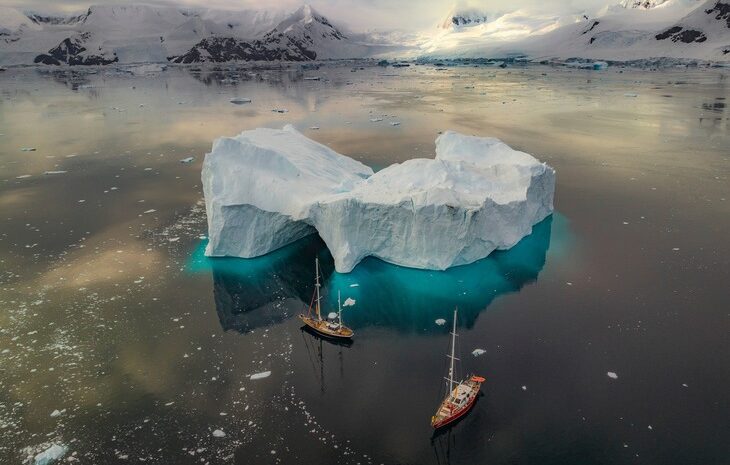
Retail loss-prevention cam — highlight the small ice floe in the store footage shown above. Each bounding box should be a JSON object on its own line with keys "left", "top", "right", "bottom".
{"left": 327, "top": 312, "right": 338, "bottom": 319}
{"left": 624, "top": 93, "right": 638, "bottom": 98}
{"left": 672, "top": 247, "right": 680, "bottom": 251}
{"left": 250, "top": 371, "right": 271, "bottom": 380}
{"left": 272, "top": 108, "right": 289, "bottom": 113}
{"left": 309, "top": 126, "right": 320, "bottom": 130}
{"left": 230, "top": 97, "right": 251, "bottom": 104}
{"left": 349, "top": 283, "right": 359, "bottom": 287}
{"left": 180, "top": 157, "right": 195, "bottom": 163}
{"left": 16, "top": 174, "right": 32, "bottom": 179}
{"left": 212, "top": 429, "right": 226, "bottom": 438}
{"left": 168, "top": 237, "right": 180, "bottom": 242}
{"left": 34, "top": 444, "right": 68, "bottom": 465}
{"left": 607, "top": 371, "right": 618, "bottom": 379}
{"left": 21, "top": 147, "right": 37, "bottom": 152}
{"left": 49, "top": 409, "right": 64, "bottom": 417}
{"left": 303, "top": 76, "right": 321, "bottom": 81}
{"left": 390, "top": 122, "right": 401, "bottom": 126}
{"left": 343, "top": 298, "right": 356, "bottom": 307}
{"left": 471, "top": 349, "right": 486, "bottom": 357}
{"left": 44, "top": 171, "right": 67, "bottom": 175}
{"left": 435, "top": 318, "right": 447, "bottom": 326}
{"left": 521, "top": 385, "right": 527, "bottom": 391}
{"left": 143, "top": 209, "right": 156, "bottom": 214}
{"left": 369, "top": 118, "right": 383, "bottom": 122}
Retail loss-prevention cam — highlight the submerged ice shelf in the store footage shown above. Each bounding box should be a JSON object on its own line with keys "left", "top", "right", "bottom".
{"left": 202, "top": 125, "right": 555, "bottom": 273}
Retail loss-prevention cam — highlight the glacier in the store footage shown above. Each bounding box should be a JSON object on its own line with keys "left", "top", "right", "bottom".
{"left": 202, "top": 125, "right": 555, "bottom": 273}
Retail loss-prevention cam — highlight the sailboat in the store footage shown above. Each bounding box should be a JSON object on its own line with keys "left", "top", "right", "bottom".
{"left": 298, "top": 257, "right": 354, "bottom": 339}
{"left": 431, "top": 308, "right": 485, "bottom": 429}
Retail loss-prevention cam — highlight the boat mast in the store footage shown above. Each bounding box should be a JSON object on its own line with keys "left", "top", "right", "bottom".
{"left": 447, "top": 307, "right": 458, "bottom": 394}
{"left": 338, "top": 290, "right": 342, "bottom": 326}
{"left": 315, "top": 257, "right": 322, "bottom": 320}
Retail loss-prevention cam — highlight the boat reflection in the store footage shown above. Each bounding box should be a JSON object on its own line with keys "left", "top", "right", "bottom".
{"left": 190, "top": 214, "right": 563, "bottom": 334}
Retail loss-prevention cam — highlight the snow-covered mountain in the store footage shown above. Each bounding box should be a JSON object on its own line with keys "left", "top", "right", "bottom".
{"left": 419, "top": 0, "right": 729, "bottom": 63}
{"left": 438, "top": 7, "right": 489, "bottom": 30}
{"left": 171, "top": 5, "right": 374, "bottom": 63}
{"left": 0, "top": 3, "right": 392, "bottom": 66}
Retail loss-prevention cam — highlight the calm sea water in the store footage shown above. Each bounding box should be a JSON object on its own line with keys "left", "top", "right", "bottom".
{"left": 0, "top": 63, "right": 728, "bottom": 464}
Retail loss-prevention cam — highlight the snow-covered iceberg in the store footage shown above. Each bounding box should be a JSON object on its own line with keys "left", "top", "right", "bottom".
{"left": 202, "top": 126, "right": 555, "bottom": 273}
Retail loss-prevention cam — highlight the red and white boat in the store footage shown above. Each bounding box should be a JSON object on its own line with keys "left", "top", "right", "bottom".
{"left": 431, "top": 308, "right": 485, "bottom": 429}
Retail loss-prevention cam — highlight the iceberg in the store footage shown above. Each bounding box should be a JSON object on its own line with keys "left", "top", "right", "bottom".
{"left": 202, "top": 126, "right": 555, "bottom": 273}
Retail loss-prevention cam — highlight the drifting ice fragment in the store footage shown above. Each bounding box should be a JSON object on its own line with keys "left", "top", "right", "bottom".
{"left": 435, "top": 319, "right": 447, "bottom": 326}
{"left": 21, "top": 147, "right": 37, "bottom": 152}
{"left": 471, "top": 349, "right": 486, "bottom": 357}
{"left": 607, "top": 372, "right": 618, "bottom": 379}
{"left": 369, "top": 118, "right": 383, "bottom": 122}
{"left": 272, "top": 108, "right": 289, "bottom": 113}
{"left": 343, "top": 298, "right": 356, "bottom": 307}
{"left": 624, "top": 93, "right": 638, "bottom": 98}
{"left": 180, "top": 157, "right": 195, "bottom": 163}
{"left": 44, "top": 171, "right": 67, "bottom": 175}
{"left": 250, "top": 371, "right": 271, "bottom": 380}
{"left": 34, "top": 444, "right": 68, "bottom": 465}
{"left": 230, "top": 97, "right": 251, "bottom": 104}
{"left": 212, "top": 429, "right": 226, "bottom": 438}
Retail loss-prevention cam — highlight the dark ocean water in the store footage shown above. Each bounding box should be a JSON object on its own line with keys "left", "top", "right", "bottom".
{"left": 0, "top": 63, "right": 728, "bottom": 464}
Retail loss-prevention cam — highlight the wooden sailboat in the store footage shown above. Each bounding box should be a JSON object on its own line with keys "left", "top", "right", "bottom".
{"left": 298, "top": 257, "right": 354, "bottom": 339}
{"left": 431, "top": 308, "right": 485, "bottom": 429}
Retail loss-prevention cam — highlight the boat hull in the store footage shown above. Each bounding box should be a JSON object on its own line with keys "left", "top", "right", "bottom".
{"left": 431, "top": 377, "right": 484, "bottom": 429}
{"left": 298, "top": 315, "right": 354, "bottom": 339}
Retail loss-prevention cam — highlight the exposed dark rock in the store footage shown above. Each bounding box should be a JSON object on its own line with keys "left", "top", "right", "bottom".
{"left": 583, "top": 20, "right": 600, "bottom": 35}
{"left": 34, "top": 33, "right": 118, "bottom": 66}
{"left": 656, "top": 26, "right": 707, "bottom": 43}
{"left": 705, "top": 2, "right": 730, "bottom": 28}
{"left": 169, "top": 35, "right": 317, "bottom": 64}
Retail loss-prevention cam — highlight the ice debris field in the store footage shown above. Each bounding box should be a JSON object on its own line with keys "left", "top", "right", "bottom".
{"left": 203, "top": 125, "right": 555, "bottom": 273}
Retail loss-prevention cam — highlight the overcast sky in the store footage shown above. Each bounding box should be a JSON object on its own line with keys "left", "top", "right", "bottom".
{"left": 0, "top": 0, "right": 612, "bottom": 31}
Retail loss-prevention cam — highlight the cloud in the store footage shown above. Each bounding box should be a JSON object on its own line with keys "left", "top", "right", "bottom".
{"left": 0, "top": 0, "right": 613, "bottom": 31}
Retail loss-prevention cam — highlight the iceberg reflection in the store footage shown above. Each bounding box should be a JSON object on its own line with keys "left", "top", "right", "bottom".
{"left": 189, "top": 214, "right": 563, "bottom": 334}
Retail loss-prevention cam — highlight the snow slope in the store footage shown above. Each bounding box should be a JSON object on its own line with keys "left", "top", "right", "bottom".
{"left": 203, "top": 127, "right": 555, "bottom": 273}
{"left": 419, "top": 0, "right": 729, "bottom": 62}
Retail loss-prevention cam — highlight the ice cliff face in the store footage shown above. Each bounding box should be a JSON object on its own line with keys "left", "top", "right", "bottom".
{"left": 203, "top": 127, "right": 555, "bottom": 273}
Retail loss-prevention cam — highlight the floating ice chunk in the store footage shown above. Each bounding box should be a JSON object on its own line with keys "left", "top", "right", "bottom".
{"left": 21, "top": 147, "right": 37, "bottom": 152}
{"left": 203, "top": 127, "right": 554, "bottom": 273}
{"left": 34, "top": 444, "right": 68, "bottom": 465}
{"left": 309, "top": 126, "right": 320, "bottom": 130}
{"left": 44, "top": 171, "right": 67, "bottom": 175}
{"left": 435, "top": 318, "right": 446, "bottom": 326}
{"left": 16, "top": 174, "right": 32, "bottom": 179}
{"left": 272, "top": 108, "right": 289, "bottom": 113}
{"left": 343, "top": 298, "right": 356, "bottom": 307}
{"left": 471, "top": 349, "right": 486, "bottom": 357}
{"left": 607, "top": 371, "right": 618, "bottom": 379}
{"left": 49, "top": 409, "right": 63, "bottom": 417}
{"left": 369, "top": 118, "right": 383, "bottom": 122}
{"left": 349, "top": 284, "right": 359, "bottom": 287}
{"left": 230, "top": 97, "right": 251, "bottom": 104}
{"left": 180, "top": 157, "right": 195, "bottom": 163}
{"left": 521, "top": 385, "right": 527, "bottom": 391}
{"left": 168, "top": 237, "right": 180, "bottom": 242}
{"left": 212, "top": 429, "right": 226, "bottom": 438}
{"left": 304, "top": 76, "right": 321, "bottom": 81}
{"left": 250, "top": 371, "right": 271, "bottom": 380}
{"left": 624, "top": 93, "right": 638, "bottom": 98}
{"left": 390, "top": 122, "right": 401, "bottom": 126}
{"left": 143, "top": 209, "right": 156, "bottom": 214}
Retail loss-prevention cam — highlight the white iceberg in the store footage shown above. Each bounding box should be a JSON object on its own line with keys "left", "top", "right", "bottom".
{"left": 202, "top": 126, "right": 555, "bottom": 273}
